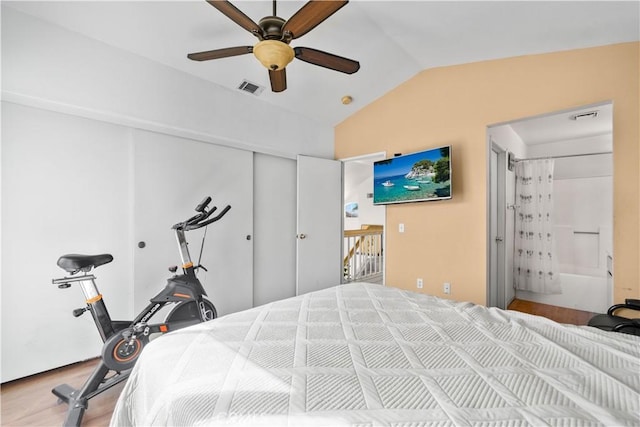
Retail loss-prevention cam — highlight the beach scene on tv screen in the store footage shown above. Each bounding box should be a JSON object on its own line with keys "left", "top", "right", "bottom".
{"left": 374, "top": 146, "right": 451, "bottom": 204}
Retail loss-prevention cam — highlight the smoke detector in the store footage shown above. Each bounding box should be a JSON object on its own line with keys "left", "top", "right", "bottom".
{"left": 341, "top": 95, "right": 353, "bottom": 105}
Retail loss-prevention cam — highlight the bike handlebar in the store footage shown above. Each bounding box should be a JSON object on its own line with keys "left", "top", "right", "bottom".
{"left": 185, "top": 205, "right": 231, "bottom": 231}
{"left": 172, "top": 197, "right": 231, "bottom": 231}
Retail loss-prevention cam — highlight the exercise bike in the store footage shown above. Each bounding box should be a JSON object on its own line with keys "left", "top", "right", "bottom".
{"left": 51, "top": 196, "right": 230, "bottom": 427}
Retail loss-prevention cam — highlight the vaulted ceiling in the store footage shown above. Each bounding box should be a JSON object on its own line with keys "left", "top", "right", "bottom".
{"left": 5, "top": 1, "right": 639, "bottom": 127}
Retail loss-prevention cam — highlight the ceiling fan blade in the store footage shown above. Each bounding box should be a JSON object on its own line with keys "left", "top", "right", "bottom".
{"left": 269, "top": 69, "right": 287, "bottom": 92}
{"left": 205, "top": 0, "right": 261, "bottom": 36}
{"left": 282, "top": 1, "right": 348, "bottom": 40}
{"left": 187, "top": 46, "right": 253, "bottom": 61}
{"left": 294, "top": 47, "right": 359, "bottom": 74}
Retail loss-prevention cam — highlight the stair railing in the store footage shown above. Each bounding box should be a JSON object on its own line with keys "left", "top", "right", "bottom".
{"left": 343, "top": 225, "right": 383, "bottom": 283}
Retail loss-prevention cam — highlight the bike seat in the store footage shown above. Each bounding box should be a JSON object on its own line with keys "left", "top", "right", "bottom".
{"left": 57, "top": 254, "right": 113, "bottom": 273}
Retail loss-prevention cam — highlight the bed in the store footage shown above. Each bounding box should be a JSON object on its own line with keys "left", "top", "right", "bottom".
{"left": 111, "top": 283, "right": 640, "bottom": 426}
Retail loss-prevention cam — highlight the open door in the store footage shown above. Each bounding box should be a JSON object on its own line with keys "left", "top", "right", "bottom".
{"left": 488, "top": 144, "right": 507, "bottom": 308}
{"left": 296, "top": 155, "right": 343, "bottom": 295}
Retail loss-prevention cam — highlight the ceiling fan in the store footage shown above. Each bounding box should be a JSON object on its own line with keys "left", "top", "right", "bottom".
{"left": 187, "top": 0, "right": 360, "bottom": 93}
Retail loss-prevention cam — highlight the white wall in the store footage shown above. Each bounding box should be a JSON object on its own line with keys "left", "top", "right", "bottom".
{"left": 553, "top": 152, "right": 613, "bottom": 278}
{"left": 554, "top": 175, "right": 613, "bottom": 276}
{"left": 1, "top": 6, "right": 333, "bottom": 159}
{"left": 527, "top": 134, "right": 611, "bottom": 160}
{"left": 343, "top": 161, "right": 385, "bottom": 230}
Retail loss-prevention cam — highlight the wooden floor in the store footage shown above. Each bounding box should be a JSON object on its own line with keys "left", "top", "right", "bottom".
{"left": 1, "top": 300, "right": 596, "bottom": 426}
{"left": 1, "top": 359, "right": 123, "bottom": 427}
{"left": 507, "top": 298, "right": 596, "bottom": 325}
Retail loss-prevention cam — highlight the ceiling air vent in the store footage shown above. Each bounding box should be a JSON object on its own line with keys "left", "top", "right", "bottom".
{"left": 238, "top": 80, "right": 264, "bottom": 96}
{"left": 569, "top": 111, "right": 599, "bottom": 120}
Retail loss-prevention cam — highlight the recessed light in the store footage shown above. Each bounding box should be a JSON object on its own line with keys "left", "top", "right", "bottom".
{"left": 341, "top": 95, "right": 353, "bottom": 105}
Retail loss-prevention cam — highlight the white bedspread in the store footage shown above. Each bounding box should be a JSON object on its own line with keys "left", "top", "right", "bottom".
{"left": 111, "top": 283, "right": 640, "bottom": 426}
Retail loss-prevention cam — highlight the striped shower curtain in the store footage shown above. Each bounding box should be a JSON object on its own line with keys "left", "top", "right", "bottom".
{"left": 513, "top": 159, "right": 561, "bottom": 294}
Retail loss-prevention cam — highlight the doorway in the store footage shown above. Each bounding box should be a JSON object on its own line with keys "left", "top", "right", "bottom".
{"left": 487, "top": 102, "right": 613, "bottom": 313}
{"left": 342, "top": 152, "right": 387, "bottom": 285}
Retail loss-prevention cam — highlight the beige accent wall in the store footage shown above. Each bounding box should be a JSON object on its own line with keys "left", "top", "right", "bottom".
{"left": 335, "top": 42, "right": 639, "bottom": 306}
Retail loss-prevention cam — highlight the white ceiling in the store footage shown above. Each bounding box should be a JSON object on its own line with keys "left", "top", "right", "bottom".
{"left": 4, "top": 1, "right": 639, "bottom": 127}
{"left": 510, "top": 103, "right": 613, "bottom": 146}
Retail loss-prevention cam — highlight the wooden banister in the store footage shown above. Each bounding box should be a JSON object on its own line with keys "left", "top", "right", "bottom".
{"left": 343, "top": 225, "right": 384, "bottom": 282}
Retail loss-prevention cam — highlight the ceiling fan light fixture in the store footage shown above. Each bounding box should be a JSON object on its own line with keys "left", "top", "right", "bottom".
{"left": 253, "top": 40, "right": 294, "bottom": 71}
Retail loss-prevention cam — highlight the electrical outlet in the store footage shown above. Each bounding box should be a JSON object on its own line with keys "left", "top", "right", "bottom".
{"left": 417, "top": 278, "right": 423, "bottom": 289}
{"left": 399, "top": 223, "right": 405, "bottom": 233}
{"left": 443, "top": 282, "right": 451, "bottom": 294}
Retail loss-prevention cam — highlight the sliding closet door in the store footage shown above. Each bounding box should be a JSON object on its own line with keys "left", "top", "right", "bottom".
{"left": 1, "top": 103, "right": 132, "bottom": 381}
{"left": 296, "top": 155, "right": 343, "bottom": 295}
{"left": 133, "top": 130, "right": 253, "bottom": 316}
{"left": 253, "top": 153, "right": 297, "bottom": 306}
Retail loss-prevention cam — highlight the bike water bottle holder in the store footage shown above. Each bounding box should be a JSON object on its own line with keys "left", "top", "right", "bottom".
{"left": 150, "top": 274, "right": 207, "bottom": 303}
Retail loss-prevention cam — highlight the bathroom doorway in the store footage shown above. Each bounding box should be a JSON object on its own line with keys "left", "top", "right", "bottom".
{"left": 487, "top": 102, "right": 613, "bottom": 313}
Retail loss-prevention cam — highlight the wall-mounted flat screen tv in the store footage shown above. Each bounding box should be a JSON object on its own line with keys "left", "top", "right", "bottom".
{"left": 373, "top": 146, "right": 451, "bottom": 205}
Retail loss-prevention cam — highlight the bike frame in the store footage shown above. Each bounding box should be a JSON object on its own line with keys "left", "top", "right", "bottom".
{"left": 52, "top": 274, "right": 117, "bottom": 342}
{"left": 51, "top": 226, "right": 210, "bottom": 344}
